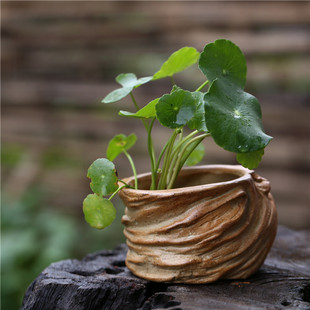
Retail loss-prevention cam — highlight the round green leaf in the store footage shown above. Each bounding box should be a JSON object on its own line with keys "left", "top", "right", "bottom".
{"left": 236, "top": 149, "right": 264, "bottom": 169}
{"left": 156, "top": 89, "right": 196, "bottom": 129}
{"left": 87, "top": 158, "right": 118, "bottom": 196}
{"left": 106, "top": 133, "right": 137, "bottom": 161}
{"left": 199, "top": 39, "right": 247, "bottom": 88}
{"left": 83, "top": 194, "right": 116, "bottom": 229}
{"left": 204, "top": 80, "right": 272, "bottom": 153}
{"left": 153, "top": 47, "right": 200, "bottom": 80}
{"left": 184, "top": 142, "right": 205, "bottom": 166}
{"left": 187, "top": 92, "right": 208, "bottom": 132}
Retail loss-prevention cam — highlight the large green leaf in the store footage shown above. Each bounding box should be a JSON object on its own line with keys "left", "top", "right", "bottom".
{"left": 199, "top": 39, "right": 247, "bottom": 88}
{"left": 187, "top": 92, "right": 208, "bottom": 132}
{"left": 87, "top": 158, "right": 118, "bottom": 196}
{"left": 156, "top": 89, "right": 196, "bottom": 129}
{"left": 204, "top": 80, "right": 272, "bottom": 153}
{"left": 153, "top": 47, "right": 200, "bottom": 80}
{"left": 236, "top": 149, "right": 264, "bottom": 169}
{"left": 119, "top": 98, "right": 158, "bottom": 119}
{"left": 106, "top": 133, "right": 137, "bottom": 161}
{"left": 102, "top": 73, "right": 152, "bottom": 103}
{"left": 83, "top": 194, "right": 116, "bottom": 229}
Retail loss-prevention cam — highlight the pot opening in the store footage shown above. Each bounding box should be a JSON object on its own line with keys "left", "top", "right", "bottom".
{"left": 125, "top": 166, "right": 246, "bottom": 190}
{"left": 173, "top": 172, "right": 239, "bottom": 188}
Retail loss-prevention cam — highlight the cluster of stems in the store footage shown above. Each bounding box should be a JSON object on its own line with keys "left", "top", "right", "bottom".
{"left": 126, "top": 79, "right": 210, "bottom": 190}
{"left": 153, "top": 128, "right": 209, "bottom": 190}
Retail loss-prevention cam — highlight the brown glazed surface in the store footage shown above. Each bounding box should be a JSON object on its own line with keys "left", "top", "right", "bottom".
{"left": 119, "top": 165, "right": 277, "bottom": 284}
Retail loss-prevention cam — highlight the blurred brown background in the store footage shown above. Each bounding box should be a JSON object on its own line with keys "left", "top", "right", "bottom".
{"left": 1, "top": 2, "right": 310, "bottom": 306}
{"left": 3, "top": 0, "right": 310, "bottom": 226}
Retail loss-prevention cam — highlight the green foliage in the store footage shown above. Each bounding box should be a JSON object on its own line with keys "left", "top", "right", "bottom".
{"left": 42, "top": 147, "right": 81, "bottom": 168}
{"left": 1, "top": 143, "right": 25, "bottom": 168}
{"left": 204, "top": 80, "right": 272, "bottom": 153}
{"left": 199, "top": 40, "right": 272, "bottom": 158}
{"left": 1, "top": 187, "right": 125, "bottom": 310}
{"left": 236, "top": 149, "right": 265, "bottom": 170}
{"left": 155, "top": 89, "right": 197, "bottom": 128}
{"left": 84, "top": 138, "right": 138, "bottom": 232}
{"left": 87, "top": 158, "right": 118, "bottom": 196}
{"left": 119, "top": 98, "right": 158, "bottom": 119}
{"left": 199, "top": 39, "right": 247, "bottom": 88}
{"left": 1, "top": 190, "right": 76, "bottom": 310}
{"left": 83, "top": 194, "right": 116, "bottom": 229}
{"left": 102, "top": 73, "right": 152, "bottom": 103}
{"left": 187, "top": 92, "right": 208, "bottom": 132}
{"left": 83, "top": 39, "right": 272, "bottom": 229}
{"left": 153, "top": 47, "right": 200, "bottom": 80}
{"left": 107, "top": 133, "right": 137, "bottom": 161}
{"left": 184, "top": 142, "right": 205, "bottom": 166}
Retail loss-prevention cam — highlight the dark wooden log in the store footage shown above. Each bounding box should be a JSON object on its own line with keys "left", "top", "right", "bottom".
{"left": 20, "top": 226, "right": 310, "bottom": 310}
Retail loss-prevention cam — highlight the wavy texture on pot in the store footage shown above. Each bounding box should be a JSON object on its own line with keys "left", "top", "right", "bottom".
{"left": 119, "top": 165, "right": 277, "bottom": 284}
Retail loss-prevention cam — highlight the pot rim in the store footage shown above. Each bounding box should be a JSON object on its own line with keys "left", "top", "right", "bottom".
{"left": 120, "top": 164, "right": 253, "bottom": 194}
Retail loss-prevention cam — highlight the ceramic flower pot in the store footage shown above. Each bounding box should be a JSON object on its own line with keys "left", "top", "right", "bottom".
{"left": 119, "top": 165, "right": 277, "bottom": 284}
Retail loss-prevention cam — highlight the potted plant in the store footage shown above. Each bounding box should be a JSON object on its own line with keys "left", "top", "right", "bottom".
{"left": 82, "top": 39, "right": 277, "bottom": 284}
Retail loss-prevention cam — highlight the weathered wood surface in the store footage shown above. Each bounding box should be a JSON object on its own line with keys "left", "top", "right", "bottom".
{"left": 20, "top": 226, "right": 310, "bottom": 310}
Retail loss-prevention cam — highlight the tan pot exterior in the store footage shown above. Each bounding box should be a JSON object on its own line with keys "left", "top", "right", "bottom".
{"left": 119, "top": 165, "right": 277, "bottom": 284}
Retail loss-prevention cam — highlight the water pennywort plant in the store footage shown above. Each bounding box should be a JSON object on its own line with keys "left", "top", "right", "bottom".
{"left": 83, "top": 39, "right": 272, "bottom": 230}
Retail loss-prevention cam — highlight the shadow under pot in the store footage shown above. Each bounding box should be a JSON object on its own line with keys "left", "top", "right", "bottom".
{"left": 119, "top": 164, "right": 277, "bottom": 284}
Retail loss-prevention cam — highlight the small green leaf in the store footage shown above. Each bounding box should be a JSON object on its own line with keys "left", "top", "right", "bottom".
{"left": 184, "top": 142, "right": 205, "bottom": 166}
{"left": 83, "top": 194, "right": 116, "bottom": 229}
{"left": 153, "top": 47, "right": 200, "bottom": 80}
{"left": 156, "top": 89, "right": 196, "bottom": 129}
{"left": 116, "top": 73, "right": 138, "bottom": 87}
{"left": 116, "top": 73, "right": 152, "bottom": 88}
{"left": 102, "top": 87, "right": 132, "bottom": 104}
{"left": 236, "top": 149, "right": 264, "bottom": 169}
{"left": 102, "top": 73, "right": 152, "bottom": 104}
{"left": 199, "top": 39, "right": 247, "bottom": 88}
{"left": 106, "top": 133, "right": 137, "bottom": 161}
{"left": 204, "top": 79, "right": 272, "bottom": 153}
{"left": 87, "top": 158, "right": 118, "bottom": 196}
{"left": 187, "top": 92, "right": 208, "bottom": 132}
{"left": 119, "top": 98, "right": 159, "bottom": 119}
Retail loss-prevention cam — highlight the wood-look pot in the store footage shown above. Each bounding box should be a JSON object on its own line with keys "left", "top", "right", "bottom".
{"left": 119, "top": 165, "right": 277, "bottom": 284}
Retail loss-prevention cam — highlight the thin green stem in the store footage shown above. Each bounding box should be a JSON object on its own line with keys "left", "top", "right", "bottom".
{"left": 179, "top": 133, "right": 210, "bottom": 169}
{"left": 148, "top": 118, "right": 157, "bottom": 190}
{"left": 118, "top": 179, "right": 134, "bottom": 189}
{"left": 169, "top": 130, "right": 198, "bottom": 162}
{"left": 123, "top": 150, "right": 138, "bottom": 189}
{"left": 157, "top": 129, "right": 180, "bottom": 190}
{"left": 170, "top": 75, "right": 176, "bottom": 86}
{"left": 195, "top": 80, "right": 209, "bottom": 92}
{"left": 166, "top": 130, "right": 197, "bottom": 181}
{"left": 154, "top": 130, "right": 178, "bottom": 179}
{"left": 130, "top": 92, "right": 140, "bottom": 111}
{"left": 130, "top": 92, "right": 155, "bottom": 187}
{"left": 130, "top": 91, "right": 149, "bottom": 130}
{"left": 167, "top": 133, "right": 210, "bottom": 189}
{"left": 108, "top": 184, "right": 127, "bottom": 201}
